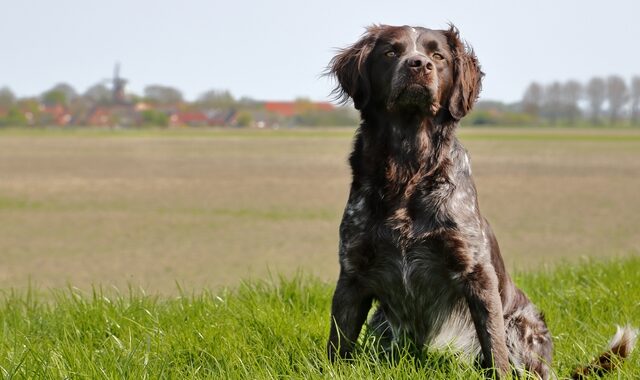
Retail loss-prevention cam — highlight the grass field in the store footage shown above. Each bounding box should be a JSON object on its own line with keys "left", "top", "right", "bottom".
{"left": 0, "top": 257, "right": 638, "bottom": 378}
{"left": 0, "top": 126, "right": 639, "bottom": 378}
{"left": 0, "top": 127, "right": 639, "bottom": 293}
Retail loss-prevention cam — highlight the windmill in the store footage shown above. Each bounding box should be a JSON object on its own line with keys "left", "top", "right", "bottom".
{"left": 96, "top": 63, "right": 129, "bottom": 105}
{"left": 112, "top": 63, "right": 128, "bottom": 104}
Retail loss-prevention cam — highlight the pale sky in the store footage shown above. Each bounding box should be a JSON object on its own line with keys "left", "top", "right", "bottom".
{"left": 2, "top": 0, "right": 639, "bottom": 103}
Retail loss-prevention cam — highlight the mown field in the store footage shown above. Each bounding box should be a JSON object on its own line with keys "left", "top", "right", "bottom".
{"left": 0, "top": 127, "right": 639, "bottom": 378}
{"left": 0, "top": 127, "right": 638, "bottom": 293}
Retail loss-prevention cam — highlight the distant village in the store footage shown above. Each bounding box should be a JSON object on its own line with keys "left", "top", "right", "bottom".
{"left": 2, "top": 66, "right": 638, "bottom": 128}
{"left": 0, "top": 65, "right": 358, "bottom": 128}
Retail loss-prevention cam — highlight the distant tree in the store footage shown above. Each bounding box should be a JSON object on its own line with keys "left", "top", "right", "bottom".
{"left": 41, "top": 90, "right": 67, "bottom": 106}
{"left": 83, "top": 83, "right": 111, "bottom": 104}
{"left": 586, "top": 77, "right": 606, "bottom": 124}
{"left": 17, "top": 98, "right": 42, "bottom": 125}
{"left": 41, "top": 83, "right": 78, "bottom": 106}
{"left": 1, "top": 98, "right": 40, "bottom": 126}
{"left": 52, "top": 83, "right": 78, "bottom": 102}
{"left": 561, "top": 80, "right": 582, "bottom": 124}
{"left": 144, "top": 85, "right": 183, "bottom": 105}
{"left": 197, "top": 89, "right": 235, "bottom": 108}
{"left": 236, "top": 96, "right": 263, "bottom": 112}
{"left": 0, "top": 107, "right": 28, "bottom": 126}
{"left": 141, "top": 109, "right": 169, "bottom": 127}
{"left": 542, "top": 82, "right": 562, "bottom": 125}
{"left": 238, "top": 96, "right": 257, "bottom": 105}
{"left": 606, "top": 75, "right": 629, "bottom": 124}
{"left": 522, "top": 82, "right": 543, "bottom": 120}
{"left": 235, "top": 111, "right": 253, "bottom": 127}
{"left": 629, "top": 76, "right": 640, "bottom": 125}
{"left": 0, "top": 86, "right": 16, "bottom": 108}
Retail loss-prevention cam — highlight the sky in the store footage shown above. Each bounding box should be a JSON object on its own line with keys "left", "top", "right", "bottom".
{"left": 2, "top": 0, "right": 640, "bottom": 103}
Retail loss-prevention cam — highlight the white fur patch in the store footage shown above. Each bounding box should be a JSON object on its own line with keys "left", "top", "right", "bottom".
{"left": 408, "top": 26, "right": 425, "bottom": 57}
{"left": 463, "top": 152, "right": 472, "bottom": 175}
{"left": 608, "top": 325, "right": 638, "bottom": 354}
{"left": 431, "top": 305, "right": 480, "bottom": 357}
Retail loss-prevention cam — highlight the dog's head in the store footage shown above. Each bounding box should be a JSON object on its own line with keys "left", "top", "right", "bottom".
{"left": 329, "top": 25, "right": 483, "bottom": 120}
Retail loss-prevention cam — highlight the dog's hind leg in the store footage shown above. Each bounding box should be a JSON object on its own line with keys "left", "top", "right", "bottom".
{"left": 504, "top": 302, "right": 554, "bottom": 379}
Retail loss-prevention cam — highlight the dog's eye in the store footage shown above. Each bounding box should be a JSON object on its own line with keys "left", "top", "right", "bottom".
{"left": 385, "top": 51, "right": 397, "bottom": 58}
{"left": 432, "top": 53, "right": 444, "bottom": 60}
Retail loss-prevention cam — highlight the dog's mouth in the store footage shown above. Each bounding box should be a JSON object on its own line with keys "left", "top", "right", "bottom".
{"left": 402, "top": 83, "right": 430, "bottom": 98}
{"left": 387, "top": 82, "right": 439, "bottom": 114}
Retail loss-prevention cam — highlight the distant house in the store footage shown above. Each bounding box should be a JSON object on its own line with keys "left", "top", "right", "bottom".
{"left": 207, "top": 109, "right": 237, "bottom": 126}
{"left": 85, "top": 105, "right": 140, "bottom": 127}
{"left": 170, "top": 111, "right": 209, "bottom": 127}
{"left": 166, "top": 109, "right": 238, "bottom": 127}
{"left": 40, "top": 105, "right": 72, "bottom": 126}
{"left": 85, "top": 107, "right": 110, "bottom": 126}
{"left": 264, "top": 101, "right": 334, "bottom": 117}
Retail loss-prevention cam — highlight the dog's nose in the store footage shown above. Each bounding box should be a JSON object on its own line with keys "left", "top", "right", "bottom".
{"left": 406, "top": 55, "right": 433, "bottom": 71}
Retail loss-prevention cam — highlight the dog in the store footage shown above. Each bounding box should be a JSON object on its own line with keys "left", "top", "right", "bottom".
{"left": 325, "top": 24, "right": 637, "bottom": 379}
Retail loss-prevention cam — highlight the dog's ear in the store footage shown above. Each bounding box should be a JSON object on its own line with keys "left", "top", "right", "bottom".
{"left": 328, "top": 26, "right": 380, "bottom": 110}
{"left": 444, "top": 25, "right": 484, "bottom": 120}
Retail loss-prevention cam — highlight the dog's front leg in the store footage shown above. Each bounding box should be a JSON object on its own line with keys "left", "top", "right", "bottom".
{"left": 327, "top": 271, "right": 372, "bottom": 361}
{"left": 462, "top": 262, "right": 510, "bottom": 377}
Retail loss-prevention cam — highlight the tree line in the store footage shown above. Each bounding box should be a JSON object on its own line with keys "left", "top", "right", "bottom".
{"left": 0, "top": 83, "right": 234, "bottom": 110}
{"left": 0, "top": 82, "right": 357, "bottom": 128}
{"left": 521, "top": 75, "right": 640, "bottom": 125}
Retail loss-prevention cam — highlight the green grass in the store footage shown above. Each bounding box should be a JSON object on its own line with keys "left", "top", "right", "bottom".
{"left": 1, "top": 258, "right": 638, "bottom": 379}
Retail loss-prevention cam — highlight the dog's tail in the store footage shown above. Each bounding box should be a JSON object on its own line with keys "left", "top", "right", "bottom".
{"left": 571, "top": 325, "right": 637, "bottom": 379}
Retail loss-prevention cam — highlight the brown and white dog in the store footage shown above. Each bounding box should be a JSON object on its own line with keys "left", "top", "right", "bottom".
{"left": 326, "top": 24, "right": 637, "bottom": 379}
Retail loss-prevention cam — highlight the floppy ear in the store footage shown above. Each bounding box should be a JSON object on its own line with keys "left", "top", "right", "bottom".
{"left": 444, "top": 26, "right": 484, "bottom": 120}
{"left": 328, "top": 27, "right": 379, "bottom": 110}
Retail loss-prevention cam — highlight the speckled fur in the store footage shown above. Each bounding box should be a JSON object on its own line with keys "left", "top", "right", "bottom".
{"left": 326, "top": 24, "right": 552, "bottom": 379}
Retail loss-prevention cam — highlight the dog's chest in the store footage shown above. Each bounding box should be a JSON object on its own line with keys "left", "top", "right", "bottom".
{"left": 370, "top": 243, "right": 477, "bottom": 351}
{"left": 373, "top": 242, "right": 458, "bottom": 311}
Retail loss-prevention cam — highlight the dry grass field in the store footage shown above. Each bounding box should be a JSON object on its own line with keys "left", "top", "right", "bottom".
{"left": 1, "top": 127, "right": 639, "bottom": 293}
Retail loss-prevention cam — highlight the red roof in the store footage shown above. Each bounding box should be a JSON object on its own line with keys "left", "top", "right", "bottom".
{"left": 264, "top": 101, "right": 334, "bottom": 117}
{"left": 174, "top": 112, "right": 208, "bottom": 123}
